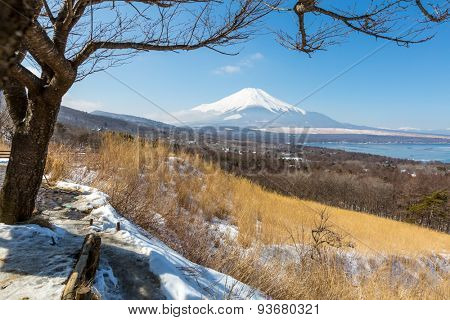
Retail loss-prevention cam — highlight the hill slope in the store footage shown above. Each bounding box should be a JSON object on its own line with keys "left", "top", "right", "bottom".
{"left": 57, "top": 106, "right": 175, "bottom": 134}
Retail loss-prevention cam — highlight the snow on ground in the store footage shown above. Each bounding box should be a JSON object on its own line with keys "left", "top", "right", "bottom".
{"left": 0, "top": 223, "right": 78, "bottom": 299}
{"left": 260, "top": 244, "right": 449, "bottom": 287}
{"left": 80, "top": 187, "right": 261, "bottom": 300}
{"left": 167, "top": 156, "right": 202, "bottom": 177}
{"left": 210, "top": 218, "right": 239, "bottom": 241}
{"left": 0, "top": 181, "right": 264, "bottom": 300}
{"left": 68, "top": 166, "right": 98, "bottom": 184}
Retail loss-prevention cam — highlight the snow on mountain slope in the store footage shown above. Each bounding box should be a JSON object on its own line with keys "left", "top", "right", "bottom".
{"left": 185, "top": 88, "right": 348, "bottom": 128}
{"left": 193, "top": 88, "right": 306, "bottom": 115}
{"left": 186, "top": 89, "right": 449, "bottom": 138}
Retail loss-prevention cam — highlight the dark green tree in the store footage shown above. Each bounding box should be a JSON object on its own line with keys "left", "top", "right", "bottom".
{"left": 408, "top": 190, "right": 449, "bottom": 231}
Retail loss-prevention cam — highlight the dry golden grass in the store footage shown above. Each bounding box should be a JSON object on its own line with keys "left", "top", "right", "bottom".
{"left": 225, "top": 177, "right": 450, "bottom": 255}
{"left": 47, "top": 133, "right": 450, "bottom": 299}
{"left": 300, "top": 200, "right": 450, "bottom": 255}
{"left": 45, "top": 143, "right": 73, "bottom": 183}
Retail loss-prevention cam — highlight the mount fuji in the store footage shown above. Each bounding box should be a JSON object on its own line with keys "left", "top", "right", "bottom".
{"left": 184, "top": 88, "right": 359, "bottom": 129}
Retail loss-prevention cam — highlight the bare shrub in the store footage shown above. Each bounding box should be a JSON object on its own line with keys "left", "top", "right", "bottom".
{"left": 310, "top": 210, "right": 353, "bottom": 260}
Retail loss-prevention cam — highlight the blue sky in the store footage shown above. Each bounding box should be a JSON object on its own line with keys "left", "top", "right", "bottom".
{"left": 62, "top": 6, "right": 450, "bottom": 130}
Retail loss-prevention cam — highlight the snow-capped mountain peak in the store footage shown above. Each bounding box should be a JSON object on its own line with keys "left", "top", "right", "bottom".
{"left": 192, "top": 88, "right": 306, "bottom": 115}
{"left": 184, "top": 88, "right": 347, "bottom": 128}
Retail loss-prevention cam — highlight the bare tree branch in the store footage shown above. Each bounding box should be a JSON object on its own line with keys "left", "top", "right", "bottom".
{"left": 416, "top": 0, "right": 449, "bottom": 22}
{"left": 69, "top": 0, "right": 277, "bottom": 73}
{"left": 5, "top": 0, "right": 280, "bottom": 89}
{"left": 25, "top": 20, "right": 74, "bottom": 79}
{"left": 42, "top": 0, "right": 56, "bottom": 24}
{"left": 7, "top": 63, "right": 43, "bottom": 93}
{"left": 275, "top": 0, "right": 449, "bottom": 54}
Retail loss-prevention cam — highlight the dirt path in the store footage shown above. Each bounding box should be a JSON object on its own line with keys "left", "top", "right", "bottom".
{"left": 38, "top": 187, "right": 164, "bottom": 299}
{"left": 0, "top": 170, "right": 164, "bottom": 299}
{"left": 100, "top": 235, "right": 163, "bottom": 299}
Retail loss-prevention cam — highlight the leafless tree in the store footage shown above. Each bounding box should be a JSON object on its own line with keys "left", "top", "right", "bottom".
{"left": 270, "top": 0, "right": 448, "bottom": 55}
{"left": 0, "top": 0, "right": 278, "bottom": 224}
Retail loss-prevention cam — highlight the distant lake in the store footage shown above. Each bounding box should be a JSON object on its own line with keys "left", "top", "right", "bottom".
{"left": 305, "top": 143, "right": 450, "bottom": 163}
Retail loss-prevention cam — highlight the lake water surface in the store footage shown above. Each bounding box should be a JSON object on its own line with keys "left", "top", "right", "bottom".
{"left": 306, "top": 143, "right": 450, "bottom": 163}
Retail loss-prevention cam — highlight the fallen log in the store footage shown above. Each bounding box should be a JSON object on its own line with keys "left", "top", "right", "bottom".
{"left": 61, "top": 234, "right": 101, "bottom": 300}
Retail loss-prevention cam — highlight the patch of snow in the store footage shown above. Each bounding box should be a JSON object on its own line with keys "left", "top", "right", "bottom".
{"left": 224, "top": 114, "right": 243, "bottom": 121}
{"left": 260, "top": 244, "right": 303, "bottom": 264}
{"left": 168, "top": 157, "right": 198, "bottom": 175}
{"left": 259, "top": 244, "right": 448, "bottom": 286}
{"left": 210, "top": 218, "right": 239, "bottom": 241}
{"left": 69, "top": 166, "right": 97, "bottom": 184}
{"left": 56, "top": 181, "right": 99, "bottom": 194}
{"left": 94, "top": 261, "right": 121, "bottom": 299}
{"left": 55, "top": 181, "right": 108, "bottom": 212}
{"left": 152, "top": 213, "right": 166, "bottom": 228}
{"left": 281, "top": 156, "right": 303, "bottom": 161}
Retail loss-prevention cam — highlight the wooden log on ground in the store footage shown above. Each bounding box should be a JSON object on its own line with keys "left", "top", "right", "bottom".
{"left": 61, "top": 234, "right": 101, "bottom": 300}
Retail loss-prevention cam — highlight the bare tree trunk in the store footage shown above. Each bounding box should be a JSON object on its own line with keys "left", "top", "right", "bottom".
{"left": 0, "top": 92, "right": 61, "bottom": 223}
{"left": 0, "top": 0, "right": 34, "bottom": 88}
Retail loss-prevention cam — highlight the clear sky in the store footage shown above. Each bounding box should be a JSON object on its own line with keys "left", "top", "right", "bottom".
{"left": 62, "top": 6, "right": 450, "bottom": 130}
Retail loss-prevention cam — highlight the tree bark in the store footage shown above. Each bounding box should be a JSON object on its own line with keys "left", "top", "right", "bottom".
{"left": 0, "top": 91, "right": 61, "bottom": 223}
{"left": 0, "top": 0, "right": 35, "bottom": 88}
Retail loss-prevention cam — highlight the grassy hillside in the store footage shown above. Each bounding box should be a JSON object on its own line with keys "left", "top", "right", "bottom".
{"left": 230, "top": 178, "right": 449, "bottom": 255}
{"left": 46, "top": 133, "right": 450, "bottom": 299}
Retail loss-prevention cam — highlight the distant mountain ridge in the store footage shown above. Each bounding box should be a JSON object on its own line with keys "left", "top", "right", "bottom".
{"left": 57, "top": 106, "right": 175, "bottom": 134}
{"left": 90, "top": 110, "right": 173, "bottom": 129}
